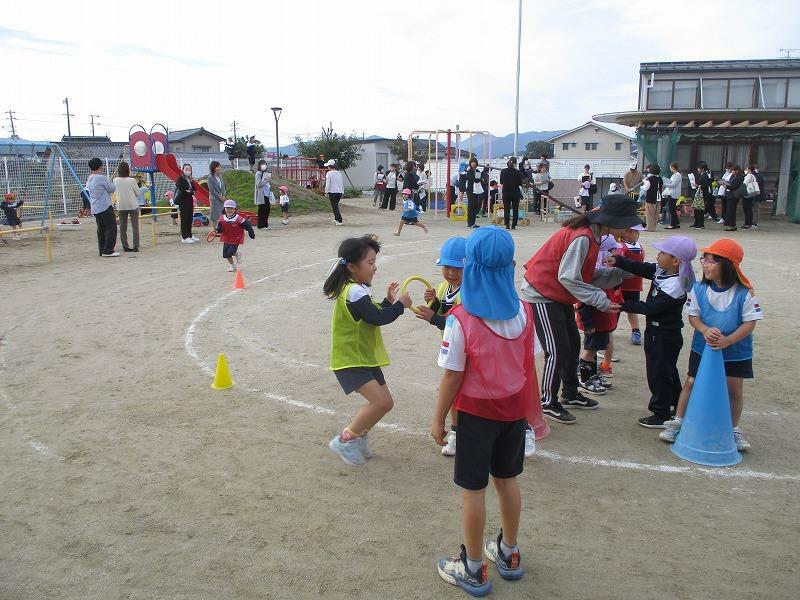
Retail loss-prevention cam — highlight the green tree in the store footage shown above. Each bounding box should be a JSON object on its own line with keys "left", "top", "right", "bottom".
{"left": 231, "top": 135, "right": 265, "bottom": 159}
{"left": 524, "top": 140, "right": 554, "bottom": 159}
{"left": 294, "top": 125, "right": 364, "bottom": 187}
{"left": 388, "top": 134, "right": 429, "bottom": 169}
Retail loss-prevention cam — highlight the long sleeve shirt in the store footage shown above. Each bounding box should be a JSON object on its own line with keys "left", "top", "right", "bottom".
{"left": 662, "top": 172, "right": 682, "bottom": 198}
{"left": 623, "top": 170, "right": 643, "bottom": 193}
{"left": 325, "top": 170, "right": 344, "bottom": 194}
{"left": 615, "top": 255, "right": 687, "bottom": 331}
{"left": 86, "top": 173, "right": 116, "bottom": 214}
{"left": 347, "top": 295, "right": 405, "bottom": 326}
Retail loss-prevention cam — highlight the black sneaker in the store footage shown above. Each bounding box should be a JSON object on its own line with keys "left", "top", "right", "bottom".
{"left": 542, "top": 402, "right": 576, "bottom": 424}
{"left": 562, "top": 392, "right": 599, "bottom": 410}
{"left": 637, "top": 414, "right": 669, "bottom": 429}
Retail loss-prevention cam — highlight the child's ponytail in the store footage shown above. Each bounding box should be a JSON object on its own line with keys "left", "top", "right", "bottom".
{"left": 323, "top": 234, "right": 382, "bottom": 299}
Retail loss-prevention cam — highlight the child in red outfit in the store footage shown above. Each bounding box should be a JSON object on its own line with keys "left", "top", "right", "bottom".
{"left": 216, "top": 200, "right": 255, "bottom": 271}
{"left": 617, "top": 224, "right": 645, "bottom": 345}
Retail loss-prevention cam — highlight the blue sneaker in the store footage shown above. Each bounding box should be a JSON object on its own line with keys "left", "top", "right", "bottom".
{"left": 484, "top": 530, "right": 524, "bottom": 580}
{"left": 437, "top": 545, "right": 492, "bottom": 597}
{"left": 631, "top": 330, "right": 642, "bottom": 345}
{"left": 357, "top": 435, "right": 374, "bottom": 459}
{"left": 328, "top": 435, "right": 365, "bottom": 466}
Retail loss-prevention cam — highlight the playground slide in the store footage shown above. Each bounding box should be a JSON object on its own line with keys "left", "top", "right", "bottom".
{"left": 155, "top": 153, "right": 210, "bottom": 205}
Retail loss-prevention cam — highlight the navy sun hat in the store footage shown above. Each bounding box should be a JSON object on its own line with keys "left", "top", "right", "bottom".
{"left": 436, "top": 236, "right": 467, "bottom": 268}
{"left": 461, "top": 226, "right": 519, "bottom": 320}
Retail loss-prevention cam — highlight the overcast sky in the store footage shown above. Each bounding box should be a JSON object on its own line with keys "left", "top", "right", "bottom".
{"left": 1, "top": 0, "right": 796, "bottom": 144}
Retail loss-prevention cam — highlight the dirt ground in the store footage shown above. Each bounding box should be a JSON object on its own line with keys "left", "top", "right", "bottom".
{"left": 1, "top": 200, "right": 799, "bottom": 600}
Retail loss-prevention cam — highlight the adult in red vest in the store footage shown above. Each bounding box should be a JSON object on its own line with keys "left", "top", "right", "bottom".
{"left": 521, "top": 195, "right": 644, "bottom": 423}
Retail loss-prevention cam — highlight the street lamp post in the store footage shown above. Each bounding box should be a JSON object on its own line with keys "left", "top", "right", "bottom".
{"left": 270, "top": 107, "right": 282, "bottom": 174}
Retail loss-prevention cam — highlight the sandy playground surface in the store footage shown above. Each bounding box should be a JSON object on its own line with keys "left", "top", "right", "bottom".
{"left": 1, "top": 199, "right": 799, "bottom": 599}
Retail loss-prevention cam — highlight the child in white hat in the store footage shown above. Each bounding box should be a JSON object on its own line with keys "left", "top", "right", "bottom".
{"left": 215, "top": 200, "right": 255, "bottom": 271}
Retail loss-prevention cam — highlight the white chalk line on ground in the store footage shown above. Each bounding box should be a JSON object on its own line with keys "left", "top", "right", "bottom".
{"left": 176, "top": 242, "right": 797, "bottom": 484}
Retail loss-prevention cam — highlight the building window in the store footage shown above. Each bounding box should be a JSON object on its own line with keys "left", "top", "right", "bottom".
{"left": 702, "top": 79, "right": 729, "bottom": 108}
{"left": 762, "top": 78, "right": 788, "bottom": 108}
{"left": 192, "top": 145, "right": 211, "bottom": 152}
{"left": 647, "top": 80, "right": 673, "bottom": 109}
{"left": 562, "top": 143, "right": 570, "bottom": 150}
{"left": 788, "top": 78, "right": 800, "bottom": 108}
{"left": 615, "top": 142, "right": 622, "bottom": 151}
{"left": 585, "top": 143, "right": 598, "bottom": 151}
{"left": 673, "top": 80, "right": 699, "bottom": 108}
{"left": 728, "top": 79, "right": 756, "bottom": 108}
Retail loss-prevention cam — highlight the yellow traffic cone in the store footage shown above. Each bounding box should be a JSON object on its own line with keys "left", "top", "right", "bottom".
{"left": 211, "top": 353, "right": 234, "bottom": 389}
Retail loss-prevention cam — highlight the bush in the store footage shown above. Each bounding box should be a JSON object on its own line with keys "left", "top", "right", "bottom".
{"left": 343, "top": 187, "right": 364, "bottom": 199}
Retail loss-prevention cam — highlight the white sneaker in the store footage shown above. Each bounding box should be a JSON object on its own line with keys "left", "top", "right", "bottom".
{"left": 191, "top": 236, "right": 199, "bottom": 241}
{"left": 357, "top": 435, "right": 374, "bottom": 459}
{"left": 181, "top": 238, "right": 197, "bottom": 244}
{"left": 227, "top": 264, "right": 237, "bottom": 272}
{"left": 235, "top": 251, "right": 242, "bottom": 263}
{"left": 659, "top": 419, "right": 681, "bottom": 443}
{"left": 597, "top": 351, "right": 619, "bottom": 363}
{"left": 524, "top": 428, "right": 536, "bottom": 458}
{"left": 281, "top": 219, "right": 288, "bottom": 225}
{"left": 717, "top": 218, "right": 724, "bottom": 224}
{"left": 101, "top": 252, "right": 120, "bottom": 257}
{"left": 20, "top": 232, "right": 29, "bottom": 239}
{"left": 733, "top": 427, "right": 751, "bottom": 451}
{"left": 441, "top": 431, "right": 456, "bottom": 456}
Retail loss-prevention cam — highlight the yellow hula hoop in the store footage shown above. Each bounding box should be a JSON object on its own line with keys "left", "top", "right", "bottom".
{"left": 401, "top": 275, "right": 434, "bottom": 315}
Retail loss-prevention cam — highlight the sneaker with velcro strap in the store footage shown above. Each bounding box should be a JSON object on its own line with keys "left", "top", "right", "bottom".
{"left": 562, "top": 392, "right": 599, "bottom": 410}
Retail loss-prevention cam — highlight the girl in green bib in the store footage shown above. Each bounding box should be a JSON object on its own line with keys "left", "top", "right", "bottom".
{"left": 323, "top": 235, "right": 412, "bottom": 466}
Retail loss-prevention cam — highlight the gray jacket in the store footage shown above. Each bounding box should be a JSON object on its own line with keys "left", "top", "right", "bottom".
{"left": 208, "top": 174, "right": 226, "bottom": 203}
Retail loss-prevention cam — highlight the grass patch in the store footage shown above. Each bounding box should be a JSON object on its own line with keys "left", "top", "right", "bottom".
{"left": 222, "top": 171, "right": 330, "bottom": 214}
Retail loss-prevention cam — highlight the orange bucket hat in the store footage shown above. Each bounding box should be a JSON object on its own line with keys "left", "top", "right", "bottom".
{"left": 699, "top": 238, "right": 752, "bottom": 290}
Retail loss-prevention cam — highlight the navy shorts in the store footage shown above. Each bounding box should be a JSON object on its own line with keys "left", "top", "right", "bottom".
{"left": 333, "top": 367, "right": 386, "bottom": 395}
{"left": 454, "top": 412, "right": 526, "bottom": 491}
{"left": 281, "top": 204, "right": 289, "bottom": 214}
{"left": 687, "top": 350, "right": 753, "bottom": 379}
{"left": 583, "top": 330, "right": 610, "bottom": 351}
{"left": 222, "top": 243, "right": 239, "bottom": 259}
{"left": 401, "top": 217, "right": 418, "bottom": 225}
{"left": 622, "top": 291, "right": 641, "bottom": 303}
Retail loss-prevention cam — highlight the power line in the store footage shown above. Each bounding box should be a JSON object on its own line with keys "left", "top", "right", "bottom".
{"left": 63, "top": 97, "right": 74, "bottom": 138}
{"left": 6, "top": 109, "right": 16, "bottom": 138}
{"left": 90, "top": 114, "right": 100, "bottom": 136}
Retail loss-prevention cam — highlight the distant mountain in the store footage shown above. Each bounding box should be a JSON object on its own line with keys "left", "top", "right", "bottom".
{"left": 459, "top": 131, "right": 566, "bottom": 159}
{"left": 265, "top": 143, "right": 299, "bottom": 157}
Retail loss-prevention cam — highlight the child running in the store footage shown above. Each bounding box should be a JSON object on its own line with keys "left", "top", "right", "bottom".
{"left": 216, "top": 200, "right": 255, "bottom": 271}
{"left": 606, "top": 236, "right": 697, "bottom": 428}
{"left": 433, "top": 226, "right": 536, "bottom": 596}
{"left": 415, "top": 236, "right": 466, "bottom": 457}
{"left": 279, "top": 185, "right": 290, "bottom": 224}
{"left": 660, "top": 239, "right": 762, "bottom": 450}
{"left": 1, "top": 193, "right": 25, "bottom": 239}
{"left": 394, "top": 188, "right": 428, "bottom": 236}
{"left": 617, "top": 224, "right": 645, "bottom": 345}
{"left": 324, "top": 235, "right": 412, "bottom": 466}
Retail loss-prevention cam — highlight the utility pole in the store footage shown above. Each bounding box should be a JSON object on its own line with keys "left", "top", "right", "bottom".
{"left": 513, "top": 0, "right": 522, "bottom": 158}
{"left": 232, "top": 120, "right": 239, "bottom": 140}
{"left": 6, "top": 109, "right": 16, "bottom": 139}
{"left": 90, "top": 114, "right": 100, "bottom": 136}
{"left": 63, "top": 97, "right": 73, "bottom": 138}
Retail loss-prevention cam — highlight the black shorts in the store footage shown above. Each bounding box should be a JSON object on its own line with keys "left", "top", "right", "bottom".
{"left": 281, "top": 204, "right": 289, "bottom": 214}
{"left": 583, "top": 330, "right": 610, "bottom": 351}
{"left": 333, "top": 366, "right": 386, "bottom": 395}
{"left": 248, "top": 156, "right": 256, "bottom": 166}
{"left": 454, "top": 412, "right": 526, "bottom": 491}
{"left": 622, "top": 290, "right": 641, "bottom": 303}
{"left": 222, "top": 243, "right": 239, "bottom": 259}
{"left": 687, "top": 350, "right": 753, "bottom": 379}
{"left": 401, "top": 217, "right": 418, "bottom": 225}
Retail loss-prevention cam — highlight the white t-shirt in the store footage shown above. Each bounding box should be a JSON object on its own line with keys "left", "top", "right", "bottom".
{"left": 346, "top": 283, "right": 372, "bottom": 303}
{"left": 684, "top": 283, "right": 763, "bottom": 322}
{"left": 325, "top": 170, "right": 344, "bottom": 194}
{"left": 280, "top": 194, "right": 289, "bottom": 205}
{"left": 437, "top": 301, "right": 528, "bottom": 372}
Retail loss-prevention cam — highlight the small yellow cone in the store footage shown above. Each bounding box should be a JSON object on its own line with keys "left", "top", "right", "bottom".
{"left": 211, "top": 353, "right": 234, "bottom": 389}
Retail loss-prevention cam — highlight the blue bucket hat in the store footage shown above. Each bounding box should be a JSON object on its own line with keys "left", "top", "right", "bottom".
{"left": 461, "top": 226, "right": 518, "bottom": 320}
{"left": 436, "top": 236, "right": 467, "bottom": 268}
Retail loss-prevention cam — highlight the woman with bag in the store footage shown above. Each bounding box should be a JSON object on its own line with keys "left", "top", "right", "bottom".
{"left": 112, "top": 161, "right": 141, "bottom": 252}
{"left": 741, "top": 165, "right": 760, "bottom": 230}
{"left": 254, "top": 159, "right": 272, "bottom": 229}
{"left": 642, "top": 164, "right": 663, "bottom": 232}
{"left": 662, "top": 162, "right": 682, "bottom": 229}
{"left": 578, "top": 164, "right": 596, "bottom": 212}
{"left": 373, "top": 166, "right": 386, "bottom": 207}
{"left": 207, "top": 160, "right": 227, "bottom": 231}
{"left": 722, "top": 165, "right": 745, "bottom": 231}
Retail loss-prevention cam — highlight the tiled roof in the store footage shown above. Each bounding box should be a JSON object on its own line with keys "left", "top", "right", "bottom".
{"left": 168, "top": 128, "right": 225, "bottom": 142}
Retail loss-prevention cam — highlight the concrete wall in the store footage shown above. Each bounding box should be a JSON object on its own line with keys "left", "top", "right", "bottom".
{"left": 345, "top": 141, "right": 402, "bottom": 189}
{"left": 552, "top": 126, "right": 632, "bottom": 160}
{"left": 170, "top": 133, "right": 223, "bottom": 154}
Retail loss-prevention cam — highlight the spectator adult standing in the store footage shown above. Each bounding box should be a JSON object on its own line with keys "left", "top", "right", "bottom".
{"left": 499, "top": 157, "right": 523, "bottom": 230}
{"left": 741, "top": 164, "right": 759, "bottom": 230}
{"left": 403, "top": 160, "right": 420, "bottom": 204}
{"left": 316, "top": 154, "right": 327, "bottom": 169}
{"left": 663, "top": 162, "right": 682, "bottom": 229}
{"left": 416, "top": 164, "right": 429, "bottom": 212}
{"left": 373, "top": 165, "right": 386, "bottom": 207}
{"left": 207, "top": 160, "right": 227, "bottom": 231}
{"left": 722, "top": 165, "right": 745, "bottom": 231}
{"left": 642, "top": 164, "right": 663, "bottom": 232}
{"left": 752, "top": 164, "right": 765, "bottom": 228}
{"left": 532, "top": 162, "right": 551, "bottom": 215}
{"left": 520, "top": 195, "right": 642, "bottom": 423}
{"left": 464, "top": 157, "right": 483, "bottom": 228}
{"left": 578, "top": 164, "right": 596, "bottom": 212}
{"left": 539, "top": 153, "right": 551, "bottom": 173}
{"left": 697, "top": 162, "right": 717, "bottom": 221}
{"left": 86, "top": 157, "right": 118, "bottom": 257}
{"left": 112, "top": 161, "right": 141, "bottom": 253}
{"left": 480, "top": 165, "right": 490, "bottom": 216}
{"left": 225, "top": 137, "right": 236, "bottom": 169}
{"left": 381, "top": 163, "right": 399, "bottom": 210}
{"left": 324, "top": 158, "right": 344, "bottom": 226}
{"left": 246, "top": 136, "right": 258, "bottom": 173}
{"left": 175, "top": 163, "right": 198, "bottom": 244}
{"left": 716, "top": 163, "right": 733, "bottom": 224}
{"left": 623, "top": 162, "right": 643, "bottom": 195}
{"left": 254, "top": 159, "right": 272, "bottom": 229}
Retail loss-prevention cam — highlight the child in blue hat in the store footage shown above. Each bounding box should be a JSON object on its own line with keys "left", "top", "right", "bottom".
{"left": 432, "top": 226, "right": 537, "bottom": 596}
{"left": 415, "top": 236, "right": 466, "bottom": 457}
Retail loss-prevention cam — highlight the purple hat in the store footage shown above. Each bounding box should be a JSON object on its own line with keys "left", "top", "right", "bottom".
{"left": 597, "top": 234, "right": 622, "bottom": 267}
{"left": 651, "top": 236, "right": 697, "bottom": 292}
{"left": 629, "top": 224, "right": 645, "bottom": 231}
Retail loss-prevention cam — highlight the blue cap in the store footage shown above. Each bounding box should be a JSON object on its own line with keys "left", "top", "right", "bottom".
{"left": 436, "top": 236, "right": 467, "bottom": 268}
{"left": 461, "top": 226, "right": 519, "bottom": 320}
{"left": 459, "top": 161, "right": 468, "bottom": 173}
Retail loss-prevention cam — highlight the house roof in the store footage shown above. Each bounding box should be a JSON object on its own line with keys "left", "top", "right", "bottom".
{"left": 640, "top": 59, "right": 800, "bottom": 74}
{"left": 167, "top": 128, "right": 225, "bottom": 142}
{"left": 55, "top": 139, "right": 128, "bottom": 160}
{"left": 547, "top": 121, "right": 635, "bottom": 142}
{"left": 593, "top": 108, "right": 800, "bottom": 131}
{"left": 0, "top": 137, "right": 50, "bottom": 155}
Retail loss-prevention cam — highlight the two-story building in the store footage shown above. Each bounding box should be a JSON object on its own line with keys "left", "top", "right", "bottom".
{"left": 594, "top": 59, "right": 800, "bottom": 218}
{"left": 548, "top": 122, "right": 634, "bottom": 160}
{"left": 167, "top": 128, "right": 225, "bottom": 153}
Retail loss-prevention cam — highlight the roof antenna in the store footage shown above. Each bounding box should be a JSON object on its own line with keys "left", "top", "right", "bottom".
{"left": 779, "top": 48, "right": 799, "bottom": 58}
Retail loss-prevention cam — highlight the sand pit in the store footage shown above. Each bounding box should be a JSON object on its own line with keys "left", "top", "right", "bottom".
{"left": 1, "top": 201, "right": 799, "bottom": 599}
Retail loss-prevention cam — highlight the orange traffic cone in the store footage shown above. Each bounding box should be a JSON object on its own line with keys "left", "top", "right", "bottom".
{"left": 233, "top": 269, "right": 246, "bottom": 290}
{"left": 211, "top": 353, "right": 234, "bottom": 389}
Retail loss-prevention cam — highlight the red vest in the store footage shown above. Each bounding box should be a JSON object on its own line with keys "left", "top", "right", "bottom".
{"left": 451, "top": 303, "right": 536, "bottom": 422}
{"left": 617, "top": 243, "right": 644, "bottom": 292}
{"left": 219, "top": 214, "right": 246, "bottom": 244}
{"left": 575, "top": 287, "right": 623, "bottom": 333}
{"left": 524, "top": 226, "right": 599, "bottom": 305}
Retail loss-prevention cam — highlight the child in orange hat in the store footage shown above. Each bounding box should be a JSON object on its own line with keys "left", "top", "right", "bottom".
{"left": 660, "top": 238, "right": 762, "bottom": 451}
